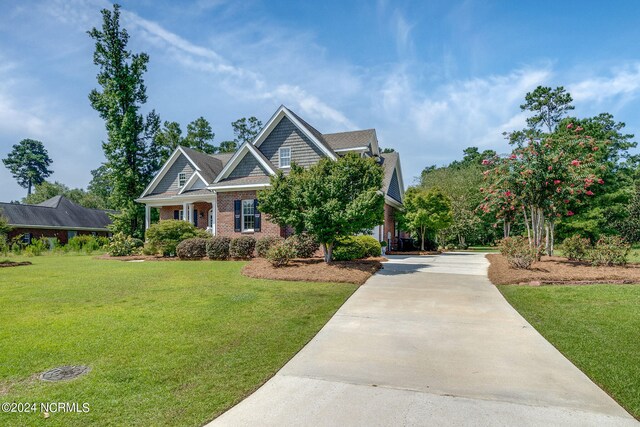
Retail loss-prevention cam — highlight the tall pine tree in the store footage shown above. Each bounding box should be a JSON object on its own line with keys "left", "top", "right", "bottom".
{"left": 88, "top": 4, "right": 160, "bottom": 237}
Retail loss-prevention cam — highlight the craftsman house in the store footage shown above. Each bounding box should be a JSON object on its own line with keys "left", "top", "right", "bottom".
{"left": 0, "top": 196, "right": 112, "bottom": 245}
{"left": 136, "top": 105, "right": 405, "bottom": 245}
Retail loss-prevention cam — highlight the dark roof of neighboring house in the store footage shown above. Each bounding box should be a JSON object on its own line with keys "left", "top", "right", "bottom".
{"left": 323, "top": 129, "right": 377, "bottom": 151}
{"left": 0, "top": 196, "right": 113, "bottom": 230}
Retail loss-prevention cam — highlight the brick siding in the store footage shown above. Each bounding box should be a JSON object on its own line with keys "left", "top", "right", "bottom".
{"left": 216, "top": 190, "right": 282, "bottom": 237}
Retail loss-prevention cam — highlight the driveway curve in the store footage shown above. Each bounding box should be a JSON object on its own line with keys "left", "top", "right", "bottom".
{"left": 209, "top": 253, "right": 636, "bottom": 426}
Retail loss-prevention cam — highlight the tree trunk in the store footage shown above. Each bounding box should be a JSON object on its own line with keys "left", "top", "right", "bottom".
{"left": 321, "top": 242, "right": 333, "bottom": 263}
{"left": 546, "top": 220, "right": 555, "bottom": 256}
{"left": 523, "top": 207, "right": 531, "bottom": 245}
{"left": 27, "top": 177, "right": 32, "bottom": 196}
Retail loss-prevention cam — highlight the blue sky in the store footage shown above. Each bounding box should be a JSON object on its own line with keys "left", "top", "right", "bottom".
{"left": 1, "top": 0, "right": 640, "bottom": 201}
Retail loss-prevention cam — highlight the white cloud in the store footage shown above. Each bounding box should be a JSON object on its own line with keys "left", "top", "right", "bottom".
{"left": 570, "top": 64, "right": 640, "bottom": 103}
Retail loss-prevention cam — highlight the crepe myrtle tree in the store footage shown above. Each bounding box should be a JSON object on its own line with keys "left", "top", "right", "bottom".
{"left": 481, "top": 124, "right": 606, "bottom": 256}
{"left": 398, "top": 187, "right": 453, "bottom": 251}
{"left": 258, "top": 153, "right": 384, "bottom": 262}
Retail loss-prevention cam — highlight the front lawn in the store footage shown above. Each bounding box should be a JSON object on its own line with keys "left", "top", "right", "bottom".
{"left": 499, "top": 284, "right": 640, "bottom": 419}
{"left": 0, "top": 255, "right": 356, "bottom": 426}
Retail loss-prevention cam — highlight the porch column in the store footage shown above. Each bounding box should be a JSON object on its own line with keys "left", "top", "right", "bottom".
{"left": 183, "top": 202, "right": 188, "bottom": 222}
{"left": 211, "top": 198, "right": 216, "bottom": 235}
{"left": 144, "top": 204, "right": 151, "bottom": 231}
{"left": 188, "top": 203, "right": 194, "bottom": 224}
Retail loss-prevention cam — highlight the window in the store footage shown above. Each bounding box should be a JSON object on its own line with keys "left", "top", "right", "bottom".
{"left": 67, "top": 230, "right": 77, "bottom": 240}
{"left": 179, "top": 209, "right": 184, "bottom": 220}
{"left": 279, "top": 147, "right": 291, "bottom": 168}
{"left": 242, "top": 200, "right": 255, "bottom": 231}
{"left": 22, "top": 233, "right": 31, "bottom": 244}
{"left": 178, "top": 172, "right": 187, "bottom": 187}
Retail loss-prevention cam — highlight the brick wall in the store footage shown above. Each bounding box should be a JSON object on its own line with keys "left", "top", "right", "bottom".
{"left": 159, "top": 205, "right": 183, "bottom": 221}
{"left": 7, "top": 228, "right": 109, "bottom": 245}
{"left": 216, "top": 190, "right": 282, "bottom": 237}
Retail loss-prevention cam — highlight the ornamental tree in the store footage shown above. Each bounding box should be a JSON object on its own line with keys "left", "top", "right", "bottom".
{"left": 258, "top": 153, "right": 384, "bottom": 263}
{"left": 482, "top": 126, "right": 605, "bottom": 255}
{"left": 398, "top": 188, "right": 453, "bottom": 251}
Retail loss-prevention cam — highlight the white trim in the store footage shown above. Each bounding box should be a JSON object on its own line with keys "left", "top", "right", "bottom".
{"left": 334, "top": 146, "right": 369, "bottom": 152}
{"left": 8, "top": 224, "right": 109, "bottom": 232}
{"left": 177, "top": 171, "right": 207, "bottom": 195}
{"left": 278, "top": 146, "right": 291, "bottom": 168}
{"left": 135, "top": 194, "right": 215, "bottom": 206}
{"left": 394, "top": 156, "right": 406, "bottom": 200}
{"left": 213, "top": 142, "right": 275, "bottom": 183}
{"left": 140, "top": 146, "right": 206, "bottom": 197}
{"left": 253, "top": 105, "right": 337, "bottom": 160}
{"left": 385, "top": 195, "right": 403, "bottom": 209}
{"left": 208, "top": 183, "right": 271, "bottom": 191}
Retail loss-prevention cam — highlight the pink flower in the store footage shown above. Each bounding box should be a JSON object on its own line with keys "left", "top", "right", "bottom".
{"left": 598, "top": 179, "right": 604, "bottom": 184}
{"left": 554, "top": 180, "right": 561, "bottom": 185}
{"left": 592, "top": 146, "right": 599, "bottom": 151}
{"left": 571, "top": 160, "right": 581, "bottom": 166}
{"left": 564, "top": 199, "right": 570, "bottom": 204}
{"left": 509, "top": 154, "right": 517, "bottom": 159}
{"left": 505, "top": 191, "right": 512, "bottom": 196}
{"left": 567, "top": 211, "right": 574, "bottom": 216}
{"left": 567, "top": 123, "right": 574, "bottom": 129}
{"left": 548, "top": 166, "right": 553, "bottom": 171}
{"left": 482, "top": 159, "right": 491, "bottom": 165}
{"left": 586, "top": 190, "right": 594, "bottom": 196}
{"left": 576, "top": 126, "right": 583, "bottom": 132}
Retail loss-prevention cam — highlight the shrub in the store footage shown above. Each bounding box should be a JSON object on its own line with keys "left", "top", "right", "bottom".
{"left": 266, "top": 241, "right": 296, "bottom": 267}
{"left": 176, "top": 237, "right": 209, "bottom": 260}
{"left": 355, "top": 235, "right": 382, "bottom": 257}
{"left": 256, "top": 236, "right": 284, "bottom": 257}
{"left": 145, "top": 220, "right": 204, "bottom": 256}
{"left": 107, "top": 232, "right": 138, "bottom": 257}
{"left": 286, "top": 233, "right": 319, "bottom": 258}
{"left": 588, "top": 235, "right": 630, "bottom": 266}
{"left": 67, "top": 235, "right": 107, "bottom": 253}
{"left": 206, "top": 236, "right": 231, "bottom": 260}
{"left": 333, "top": 236, "right": 367, "bottom": 261}
{"left": 498, "top": 236, "right": 539, "bottom": 269}
{"left": 24, "top": 238, "right": 48, "bottom": 257}
{"left": 562, "top": 235, "right": 591, "bottom": 261}
{"left": 229, "top": 236, "right": 256, "bottom": 259}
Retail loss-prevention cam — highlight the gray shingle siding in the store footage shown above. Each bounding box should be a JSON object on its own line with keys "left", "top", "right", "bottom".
{"left": 151, "top": 154, "right": 194, "bottom": 194}
{"left": 227, "top": 153, "right": 268, "bottom": 179}
{"left": 388, "top": 169, "right": 402, "bottom": 203}
{"left": 258, "top": 117, "right": 325, "bottom": 168}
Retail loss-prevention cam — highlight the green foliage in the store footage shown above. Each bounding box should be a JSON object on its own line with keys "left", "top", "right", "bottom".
{"left": 399, "top": 187, "right": 453, "bottom": 251}
{"left": 0, "top": 210, "right": 12, "bottom": 236}
{"left": 107, "top": 232, "right": 139, "bottom": 257}
{"left": 232, "top": 116, "right": 263, "bottom": 145}
{"left": 498, "top": 236, "right": 539, "bottom": 269}
{"left": 87, "top": 164, "right": 114, "bottom": 210}
{"left": 333, "top": 236, "right": 366, "bottom": 261}
{"left": 145, "top": 220, "right": 204, "bottom": 256}
{"left": 154, "top": 121, "right": 184, "bottom": 163}
{"left": 285, "top": 233, "right": 319, "bottom": 258}
{"left": 588, "top": 236, "right": 630, "bottom": 266}
{"left": 184, "top": 117, "right": 216, "bottom": 154}
{"left": 561, "top": 235, "right": 591, "bottom": 261}
{"left": 229, "top": 236, "right": 256, "bottom": 259}
{"left": 356, "top": 235, "right": 382, "bottom": 257}
{"left": 520, "top": 85, "right": 575, "bottom": 132}
{"left": 258, "top": 153, "right": 384, "bottom": 262}
{"left": 88, "top": 4, "right": 161, "bottom": 237}
{"left": 206, "top": 236, "right": 231, "bottom": 260}
{"left": 23, "top": 238, "right": 48, "bottom": 257}
{"left": 256, "top": 236, "right": 284, "bottom": 257}
{"left": 176, "top": 237, "right": 209, "bottom": 260}
{"left": 22, "top": 181, "right": 108, "bottom": 209}
{"left": 620, "top": 183, "right": 640, "bottom": 243}
{"left": 265, "top": 241, "right": 296, "bottom": 267}
{"left": 2, "top": 138, "right": 53, "bottom": 196}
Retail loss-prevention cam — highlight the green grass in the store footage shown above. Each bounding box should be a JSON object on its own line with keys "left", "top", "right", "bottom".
{"left": 499, "top": 284, "right": 640, "bottom": 419}
{"left": 0, "top": 255, "right": 356, "bottom": 426}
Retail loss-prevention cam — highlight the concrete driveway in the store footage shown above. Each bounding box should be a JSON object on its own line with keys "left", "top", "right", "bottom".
{"left": 209, "top": 253, "right": 637, "bottom": 426}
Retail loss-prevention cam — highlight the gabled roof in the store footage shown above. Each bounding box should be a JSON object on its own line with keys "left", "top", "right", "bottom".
{"left": 253, "top": 105, "right": 338, "bottom": 160}
{"left": 324, "top": 129, "right": 378, "bottom": 152}
{"left": 180, "top": 146, "right": 231, "bottom": 183}
{"left": 213, "top": 141, "right": 276, "bottom": 184}
{"left": 0, "top": 196, "right": 113, "bottom": 231}
{"left": 379, "top": 152, "right": 405, "bottom": 204}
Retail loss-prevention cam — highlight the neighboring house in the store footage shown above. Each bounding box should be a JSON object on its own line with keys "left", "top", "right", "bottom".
{"left": 0, "top": 196, "right": 113, "bottom": 245}
{"left": 136, "top": 105, "right": 405, "bottom": 245}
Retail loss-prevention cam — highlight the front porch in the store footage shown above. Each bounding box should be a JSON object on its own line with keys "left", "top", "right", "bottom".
{"left": 143, "top": 196, "right": 217, "bottom": 235}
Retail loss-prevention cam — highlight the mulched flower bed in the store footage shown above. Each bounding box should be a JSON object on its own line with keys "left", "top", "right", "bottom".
{"left": 0, "top": 260, "right": 32, "bottom": 268}
{"left": 242, "top": 257, "right": 386, "bottom": 285}
{"left": 487, "top": 253, "right": 640, "bottom": 286}
{"left": 95, "top": 254, "right": 182, "bottom": 262}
